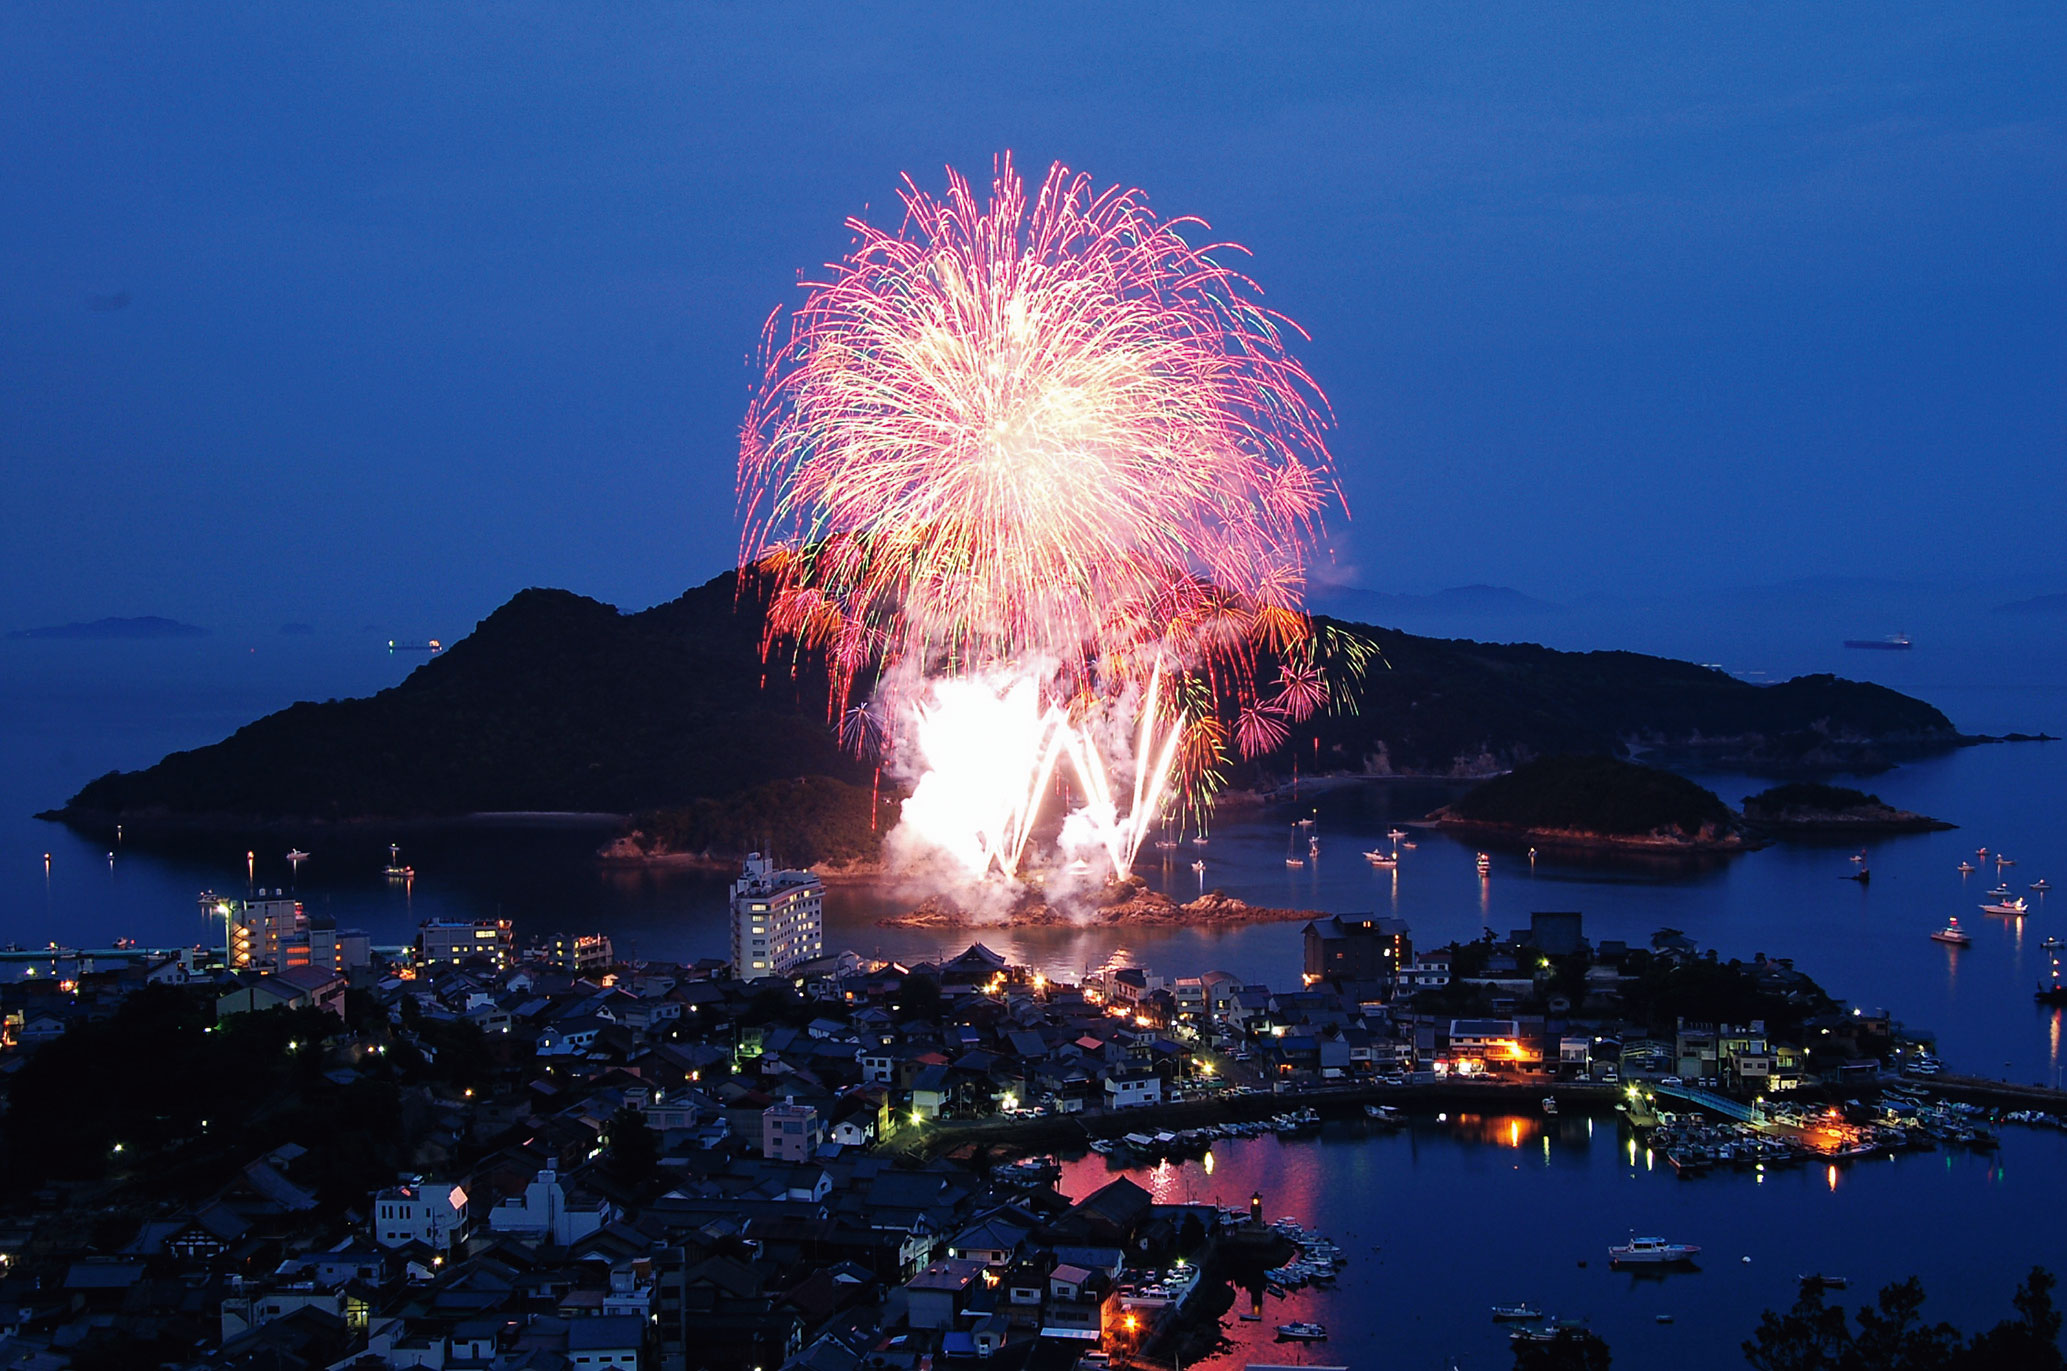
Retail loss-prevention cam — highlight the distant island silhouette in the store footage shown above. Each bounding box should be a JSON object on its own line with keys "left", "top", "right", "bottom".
{"left": 9, "top": 616, "right": 207, "bottom": 641}
{"left": 44, "top": 570, "right": 1966, "bottom": 868}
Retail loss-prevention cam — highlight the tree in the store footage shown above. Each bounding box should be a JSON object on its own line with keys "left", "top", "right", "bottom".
{"left": 1513, "top": 1328, "right": 1611, "bottom": 1371}
{"left": 602, "top": 1105, "right": 658, "bottom": 1189}
{"left": 1744, "top": 1271, "right": 2063, "bottom": 1371}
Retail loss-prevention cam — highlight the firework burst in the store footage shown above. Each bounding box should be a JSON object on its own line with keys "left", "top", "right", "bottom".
{"left": 739, "top": 154, "right": 1346, "bottom": 878}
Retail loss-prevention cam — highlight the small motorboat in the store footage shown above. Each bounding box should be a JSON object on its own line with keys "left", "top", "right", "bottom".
{"left": 1958, "top": 861, "right": 1976, "bottom": 874}
{"left": 1542, "top": 1096, "right": 1558, "bottom": 1115}
{"left": 1276, "top": 1322, "right": 1327, "bottom": 1342}
{"left": 2041, "top": 935, "right": 2064, "bottom": 951}
{"left": 1364, "top": 849, "right": 1398, "bottom": 866}
{"left": 1475, "top": 852, "right": 1492, "bottom": 875}
{"left": 1849, "top": 851, "right": 1867, "bottom": 864}
{"left": 2032, "top": 879, "right": 2052, "bottom": 892}
{"left": 1610, "top": 1235, "right": 1701, "bottom": 1266}
{"left": 1238, "top": 1310, "right": 1261, "bottom": 1321}
{"left": 1997, "top": 854, "right": 2017, "bottom": 866}
{"left": 1989, "top": 883, "right": 2014, "bottom": 896}
{"left": 1387, "top": 828, "right": 1408, "bottom": 841}
{"left": 1190, "top": 860, "right": 1206, "bottom": 874}
{"left": 1400, "top": 839, "right": 1418, "bottom": 849}
{"left": 1845, "top": 868, "right": 1871, "bottom": 883}
{"left": 1932, "top": 918, "right": 1971, "bottom": 946}
{"left": 285, "top": 848, "right": 310, "bottom": 863}
{"left": 1491, "top": 1305, "right": 1544, "bottom": 1322}
{"left": 1980, "top": 897, "right": 2029, "bottom": 916}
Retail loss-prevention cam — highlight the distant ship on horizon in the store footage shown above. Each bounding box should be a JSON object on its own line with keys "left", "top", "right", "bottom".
{"left": 1843, "top": 633, "right": 1912, "bottom": 650}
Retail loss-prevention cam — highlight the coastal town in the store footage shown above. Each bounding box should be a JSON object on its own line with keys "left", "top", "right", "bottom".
{"left": 1, "top": 852, "right": 2061, "bottom": 1371}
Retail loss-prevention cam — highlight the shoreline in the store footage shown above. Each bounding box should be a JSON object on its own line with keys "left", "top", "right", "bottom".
{"left": 1426, "top": 815, "right": 1760, "bottom": 853}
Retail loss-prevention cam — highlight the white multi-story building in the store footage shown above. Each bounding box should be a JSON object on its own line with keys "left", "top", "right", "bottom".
{"left": 198, "top": 891, "right": 370, "bottom": 974}
{"left": 372, "top": 1179, "right": 468, "bottom": 1252}
{"left": 729, "top": 853, "right": 823, "bottom": 979}
{"left": 485, "top": 1165, "right": 613, "bottom": 1245}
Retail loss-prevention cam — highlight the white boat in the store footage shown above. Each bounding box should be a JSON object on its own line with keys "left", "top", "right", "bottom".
{"left": 383, "top": 843, "right": 414, "bottom": 878}
{"left": 1285, "top": 825, "right": 1305, "bottom": 868}
{"left": 1980, "top": 898, "right": 2029, "bottom": 916}
{"left": 1989, "top": 883, "right": 2013, "bottom": 896}
{"left": 1276, "top": 1322, "right": 1327, "bottom": 1341}
{"left": 2032, "top": 880, "right": 2052, "bottom": 892}
{"left": 1958, "top": 861, "right": 1976, "bottom": 874}
{"left": 1541, "top": 1096, "right": 1558, "bottom": 1115}
{"left": 1364, "top": 849, "right": 1397, "bottom": 866}
{"left": 1190, "top": 860, "right": 1206, "bottom": 874}
{"left": 1475, "top": 852, "right": 1492, "bottom": 875}
{"left": 285, "top": 848, "right": 310, "bottom": 863}
{"left": 1997, "top": 855, "right": 2017, "bottom": 866}
{"left": 2041, "top": 936, "right": 2064, "bottom": 952}
{"left": 1400, "top": 839, "right": 1417, "bottom": 849}
{"left": 1609, "top": 1235, "right": 1701, "bottom": 1266}
{"left": 1387, "top": 828, "right": 1408, "bottom": 840}
{"left": 1491, "top": 1304, "right": 1543, "bottom": 1322}
{"left": 1932, "top": 918, "right": 1971, "bottom": 946}
{"left": 1850, "top": 851, "right": 1867, "bottom": 864}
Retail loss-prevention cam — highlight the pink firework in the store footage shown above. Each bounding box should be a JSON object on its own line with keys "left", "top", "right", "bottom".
{"left": 738, "top": 153, "right": 1339, "bottom": 712}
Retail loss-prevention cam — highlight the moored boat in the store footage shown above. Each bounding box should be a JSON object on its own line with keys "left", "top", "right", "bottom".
{"left": 1276, "top": 1321, "right": 1327, "bottom": 1341}
{"left": 1491, "top": 1304, "right": 1543, "bottom": 1322}
{"left": 1932, "top": 918, "right": 1971, "bottom": 946}
{"left": 1981, "top": 898, "right": 2029, "bottom": 916}
{"left": 1609, "top": 1235, "right": 1701, "bottom": 1266}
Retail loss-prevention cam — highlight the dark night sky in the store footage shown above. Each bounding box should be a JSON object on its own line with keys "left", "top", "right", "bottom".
{"left": 2, "top": 5, "right": 2060, "bottom": 634}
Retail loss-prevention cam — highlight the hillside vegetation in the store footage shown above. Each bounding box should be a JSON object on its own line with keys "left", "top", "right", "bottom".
{"left": 55, "top": 571, "right": 1960, "bottom": 849}
{"left": 1434, "top": 754, "right": 1741, "bottom": 843}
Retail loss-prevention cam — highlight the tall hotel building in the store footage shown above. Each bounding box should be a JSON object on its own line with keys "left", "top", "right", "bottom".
{"left": 729, "top": 853, "right": 824, "bottom": 979}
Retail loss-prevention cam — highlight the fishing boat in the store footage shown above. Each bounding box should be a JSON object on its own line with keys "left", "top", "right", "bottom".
{"left": 1364, "top": 848, "right": 1397, "bottom": 866}
{"left": 1475, "top": 852, "right": 1492, "bottom": 876}
{"left": 1387, "top": 828, "right": 1408, "bottom": 841}
{"left": 383, "top": 844, "right": 414, "bottom": 879}
{"left": 1400, "top": 840, "right": 1418, "bottom": 850}
{"left": 1989, "top": 883, "right": 2014, "bottom": 896}
{"left": 1276, "top": 1322, "right": 1327, "bottom": 1342}
{"left": 1958, "top": 861, "right": 1976, "bottom": 874}
{"left": 1609, "top": 1235, "right": 1701, "bottom": 1266}
{"left": 2042, "top": 936, "right": 2064, "bottom": 952}
{"left": 1997, "top": 854, "right": 2017, "bottom": 866}
{"left": 1490, "top": 1305, "right": 1543, "bottom": 1322}
{"left": 285, "top": 848, "right": 310, "bottom": 863}
{"left": 1931, "top": 918, "right": 1971, "bottom": 946}
{"left": 2032, "top": 879, "right": 2051, "bottom": 892}
{"left": 1849, "top": 851, "right": 1867, "bottom": 864}
{"left": 1980, "top": 897, "right": 2029, "bottom": 916}
{"left": 1541, "top": 1096, "right": 1558, "bottom": 1115}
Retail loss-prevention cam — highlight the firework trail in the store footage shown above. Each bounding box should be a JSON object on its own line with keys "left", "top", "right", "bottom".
{"left": 739, "top": 154, "right": 1344, "bottom": 880}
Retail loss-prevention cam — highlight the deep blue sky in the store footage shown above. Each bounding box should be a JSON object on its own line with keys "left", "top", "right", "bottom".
{"left": 2, "top": 5, "right": 2060, "bottom": 635}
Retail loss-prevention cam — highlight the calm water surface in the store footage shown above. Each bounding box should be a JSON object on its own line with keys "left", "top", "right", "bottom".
{"left": 1058, "top": 1114, "right": 2067, "bottom": 1370}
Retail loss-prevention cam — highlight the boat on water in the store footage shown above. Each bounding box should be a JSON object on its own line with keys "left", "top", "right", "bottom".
{"left": 285, "top": 848, "right": 310, "bottom": 863}
{"left": 1364, "top": 849, "right": 1397, "bottom": 866}
{"left": 1799, "top": 1274, "right": 1850, "bottom": 1291}
{"left": 1363, "top": 1104, "right": 1404, "bottom": 1126}
{"left": 2038, "top": 980, "right": 2067, "bottom": 1007}
{"left": 1958, "top": 861, "right": 1976, "bottom": 874}
{"left": 1843, "top": 633, "right": 1911, "bottom": 650}
{"left": 1981, "top": 898, "right": 2029, "bottom": 916}
{"left": 2042, "top": 936, "right": 2065, "bottom": 951}
{"left": 383, "top": 844, "right": 414, "bottom": 879}
{"left": 1191, "top": 835, "right": 1209, "bottom": 846}
{"left": 1850, "top": 851, "right": 1867, "bottom": 864}
{"left": 1491, "top": 1305, "right": 1543, "bottom": 1322}
{"left": 2033, "top": 880, "right": 2052, "bottom": 892}
{"left": 1285, "top": 825, "right": 1306, "bottom": 869}
{"left": 1610, "top": 1235, "right": 1701, "bottom": 1266}
{"left": 1989, "top": 883, "right": 2014, "bottom": 896}
{"left": 1276, "top": 1322, "right": 1327, "bottom": 1342}
{"left": 1400, "top": 839, "right": 1418, "bottom": 849}
{"left": 1978, "top": 847, "right": 1990, "bottom": 859}
{"left": 1475, "top": 852, "right": 1492, "bottom": 875}
{"left": 1932, "top": 918, "right": 1971, "bottom": 946}
{"left": 1997, "top": 854, "right": 2018, "bottom": 867}
{"left": 1190, "top": 860, "right": 1206, "bottom": 874}
{"left": 1845, "top": 868, "right": 1871, "bottom": 883}
{"left": 1541, "top": 1096, "right": 1558, "bottom": 1115}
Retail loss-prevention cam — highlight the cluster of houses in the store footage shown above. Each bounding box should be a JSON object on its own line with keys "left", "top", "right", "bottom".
{"left": 0, "top": 885, "right": 1897, "bottom": 1369}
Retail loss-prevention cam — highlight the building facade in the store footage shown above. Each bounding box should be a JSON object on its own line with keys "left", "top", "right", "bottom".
{"left": 417, "top": 918, "right": 515, "bottom": 971}
{"left": 729, "top": 854, "right": 824, "bottom": 979}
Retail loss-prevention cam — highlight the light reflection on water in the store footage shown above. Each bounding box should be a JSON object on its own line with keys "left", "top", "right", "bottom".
{"left": 1057, "top": 1112, "right": 2067, "bottom": 1370}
